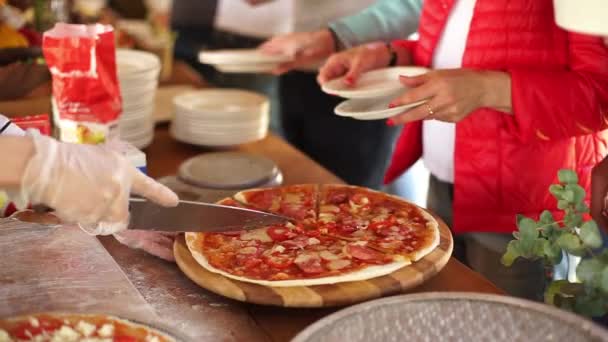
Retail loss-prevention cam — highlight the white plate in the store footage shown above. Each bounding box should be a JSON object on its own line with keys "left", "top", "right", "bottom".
{"left": 116, "top": 49, "right": 161, "bottom": 76}
{"left": 170, "top": 125, "right": 267, "bottom": 147}
{"left": 214, "top": 63, "right": 278, "bottom": 74}
{"left": 173, "top": 89, "right": 269, "bottom": 118}
{"left": 199, "top": 49, "right": 290, "bottom": 65}
{"left": 321, "top": 66, "right": 429, "bottom": 99}
{"left": 335, "top": 96, "right": 427, "bottom": 120}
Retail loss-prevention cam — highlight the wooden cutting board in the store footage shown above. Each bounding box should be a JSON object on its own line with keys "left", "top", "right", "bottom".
{"left": 174, "top": 214, "right": 453, "bottom": 308}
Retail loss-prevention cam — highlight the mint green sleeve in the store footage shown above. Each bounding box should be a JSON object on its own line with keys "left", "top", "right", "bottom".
{"left": 328, "top": 0, "right": 423, "bottom": 49}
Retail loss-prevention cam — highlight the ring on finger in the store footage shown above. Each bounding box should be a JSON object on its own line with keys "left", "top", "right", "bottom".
{"left": 425, "top": 104, "right": 435, "bottom": 119}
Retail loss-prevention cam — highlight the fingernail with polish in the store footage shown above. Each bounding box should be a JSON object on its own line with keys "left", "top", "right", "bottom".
{"left": 388, "top": 103, "right": 396, "bottom": 108}
{"left": 386, "top": 119, "right": 395, "bottom": 126}
{"left": 344, "top": 76, "right": 354, "bottom": 84}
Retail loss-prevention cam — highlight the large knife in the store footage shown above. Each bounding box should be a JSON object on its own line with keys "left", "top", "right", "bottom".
{"left": 128, "top": 198, "right": 290, "bottom": 233}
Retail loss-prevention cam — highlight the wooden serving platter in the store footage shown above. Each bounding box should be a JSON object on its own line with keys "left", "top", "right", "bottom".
{"left": 174, "top": 214, "right": 453, "bottom": 308}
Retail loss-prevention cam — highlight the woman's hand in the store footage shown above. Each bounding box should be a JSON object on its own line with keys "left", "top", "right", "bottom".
{"left": 317, "top": 42, "right": 396, "bottom": 85}
{"left": 387, "top": 69, "right": 512, "bottom": 125}
{"left": 259, "top": 29, "right": 336, "bottom": 75}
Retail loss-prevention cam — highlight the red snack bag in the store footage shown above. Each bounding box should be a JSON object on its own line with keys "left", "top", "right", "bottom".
{"left": 12, "top": 114, "right": 52, "bottom": 136}
{"left": 43, "top": 23, "right": 122, "bottom": 144}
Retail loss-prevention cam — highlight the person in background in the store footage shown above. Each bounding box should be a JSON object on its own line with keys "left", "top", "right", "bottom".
{"left": 256, "top": 0, "right": 424, "bottom": 189}
{"left": 319, "top": 0, "right": 608, "bottom": 299}
{"left": 172, "top": 0, "right": 405, "bottom": 189}
{"left": 0, "top": 115, "right": 179, "bottom": 259}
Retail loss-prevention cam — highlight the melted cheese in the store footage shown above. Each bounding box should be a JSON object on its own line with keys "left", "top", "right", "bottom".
{"left": 240, "top": 229, "right": 272, "bottom": 243}
{"left": 97, "top": 324, "right": 114, "bottom": 338}
{"left": 307, "top": 237, "right": 320, "bottom": 245}
{"left": 0, "top": 330, "right": 13, "bottom": 342}
{"left": 283, "top": 193, "right": 301, "bottom": 203}
{"left": 327, "top": 259, "right": 351, "bottom": 270}
{"left": 50, "top": 326, "right": 80, "bottom": 342}
{"left": 76, "top": 321, "right": 96, "bottom": 337}
{"left": 29, "top": 318, "right": 40, "bottom": 328}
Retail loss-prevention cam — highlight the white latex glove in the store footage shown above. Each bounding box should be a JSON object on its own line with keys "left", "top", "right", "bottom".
{"left": 20, "top": 135, "right": 178, "bottom": 235}
{"left": 113, "top": 230, "right": 177, "bottom": 262}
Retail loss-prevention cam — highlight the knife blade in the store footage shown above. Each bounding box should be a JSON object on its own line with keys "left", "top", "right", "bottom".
{"left": 128, "top": 197, "right": 291, "bottom": 233}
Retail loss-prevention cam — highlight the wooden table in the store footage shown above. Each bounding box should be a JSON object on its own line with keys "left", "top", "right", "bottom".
{"left": 100, "top": 125, "right": 503, "bottom": 342}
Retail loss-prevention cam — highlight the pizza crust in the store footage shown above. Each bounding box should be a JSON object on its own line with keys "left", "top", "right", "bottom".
{"left": 185, "top": 231, "right": 410, "bottom": 287}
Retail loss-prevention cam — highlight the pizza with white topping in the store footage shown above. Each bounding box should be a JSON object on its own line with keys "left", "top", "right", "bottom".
{"left": 186, "top": 185, "right": 439, "bottom": 287}
{"left": 0, "top": 313, "right": 176, "bottom": 342}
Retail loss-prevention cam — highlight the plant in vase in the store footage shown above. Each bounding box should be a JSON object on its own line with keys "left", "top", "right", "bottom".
{"left": 502, "top": 169, "right": 608, "bottom": 318}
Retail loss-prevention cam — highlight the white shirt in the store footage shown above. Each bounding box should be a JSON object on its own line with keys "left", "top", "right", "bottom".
{"left": 214, "top": 0, "right": 374, "bottom": 38}
{"left": 422, "top": 0, "right": 476, "bottom": 183}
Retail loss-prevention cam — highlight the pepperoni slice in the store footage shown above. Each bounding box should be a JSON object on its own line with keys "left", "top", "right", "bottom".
{"left": 267, "top": 226, "right": 290, "bottom": 241}
{"left": 265, "top": 254, "right": 294, "bottom": 269}
{"left": 282, "top": 236, "right": 310, "bottom": 250}
{"left": 294, "top": 253, "right": 324, "bottom": 274}
{"left": 346, "top": 245, "right": 385, "bottom": 261}
{"left": 328, "top": 192, "right": 348, "bottom": 204}
{"left": 243, "top": 258, "right": 263, "bottom": 269}
{"left": 247, "top": 190, "right": 276, "bottom": 209}
{"left": 280, "top": 203, "right": 308, "bottom": 220}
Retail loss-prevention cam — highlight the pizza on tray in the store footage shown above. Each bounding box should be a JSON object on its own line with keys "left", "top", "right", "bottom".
{"left": 185, "top": 184, "right": 440, "bottom": 287}
{"left": 0, "top": 313, "right": 175, "bottom": 342}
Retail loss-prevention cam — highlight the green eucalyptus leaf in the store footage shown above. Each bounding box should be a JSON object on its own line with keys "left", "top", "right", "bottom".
{"left": 516, "top": 214, "right": 526, "bottom": 226}
{"left": 580, "top": 221, "right": 603, "bottom": 249}
{"left": 558, "top": 169, "right": 579, "bottom": 185}
{"left": 542, "top": 240, "right": 563, "bottom": 264}
{"left": 518, "top": 217, "right": 539, "bottom": 240}
{"left": 597, "top": 250, "right": 608, "bottom": 264}
{"left": 549, "top": 184, "right": 565, "bottom": 198}
{"left": 501, "top": 240, "right": 522, "bottom": 267}
{"left": 574, "top": 293, "right": 608, "bottom": 317}
{"left": 576, "top": 259, "right": 603, "bottom": 286}
{"left": 576, "top": 202, "right": 590, "bottom": 214}
{"left": 540, "top": 210, "right": 555, "bottom": 224}
{"left": 556, "top": 234, "right": 586, "bottom": 256}
{"left": 564, "top": 213, "right": 583, "bottom": 229}
{"left": 562, "top": 190, "right": 575, "bottom": 202}
{"left": 601, "top": 268, "right": 608, "bottom": 293}
{"left": 557, "top": 200, "right": 570, "bottom": 210}
{"left": 565, "top": 184, "right": 586, "bottom": 204}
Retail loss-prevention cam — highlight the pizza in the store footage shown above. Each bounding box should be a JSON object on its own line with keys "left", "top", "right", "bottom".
{"left": 185, "top": 184, "right": 440, "bottom": 287}
{"left": 0, "top": 313, "right": 176, "bottom": 342}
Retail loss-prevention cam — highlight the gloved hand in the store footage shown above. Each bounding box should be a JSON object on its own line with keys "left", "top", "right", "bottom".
{"left": 113, "top": 230, "right": 177, "bottom": 262}
{"left": 20, "top": 134, "right": 178, "bottom": 235}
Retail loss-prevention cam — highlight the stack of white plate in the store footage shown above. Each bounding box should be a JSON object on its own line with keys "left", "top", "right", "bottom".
{"left": 321, "top": 66, "right": 429, "bottom": 120}
{"left": 199, "top": 49, "right": 291, "bottom": 73}
{"left": 116, "top": 49, "right": 161, "bottom": 148}
{"left": 170, "top": 89, "right": 269, "bottom": 147}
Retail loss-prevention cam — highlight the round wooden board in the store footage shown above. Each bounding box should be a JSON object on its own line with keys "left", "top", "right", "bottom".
{"left": 173, "top": 214, "right": 453, "bottom": 308}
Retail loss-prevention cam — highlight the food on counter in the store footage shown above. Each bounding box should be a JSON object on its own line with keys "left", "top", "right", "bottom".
{"left": 43, "top": 23, "right": 121, "bottom": 144}
{"left": 0, "top": 313, "right": 176, "bottom": 342}
{"left": 186, "top": 184, "right": 439, "bottom": 287}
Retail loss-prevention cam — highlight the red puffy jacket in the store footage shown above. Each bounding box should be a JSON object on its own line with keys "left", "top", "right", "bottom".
{"left": 384, "top": 0, "right": 608, "bottom": 234}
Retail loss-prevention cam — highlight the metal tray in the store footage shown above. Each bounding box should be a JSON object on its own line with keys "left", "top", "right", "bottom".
{"left": 292, "top": 292, "right": 608, "bottom": 342}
